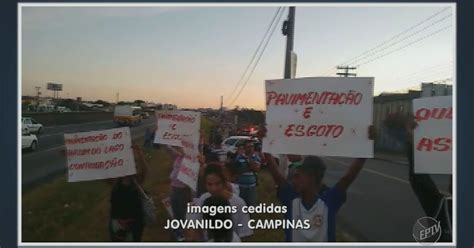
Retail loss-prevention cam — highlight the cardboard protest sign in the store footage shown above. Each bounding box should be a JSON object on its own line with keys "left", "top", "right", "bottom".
{"left": 64, "top": 127, "right": 136, "bottom": 182}
{"left": 161, "top": 197, "right": 174, "bottom": 218}
{"left": 154, "top": 110, "right": 201, "bottom": 147}
{"left": 176, "top": 137, "right": 201, "bottom": 192}
{"left": 413, "top": 96, "right": 452, "bottom": 174}
{"left": 263, "top": 77, "right": 374, "bottom": 158}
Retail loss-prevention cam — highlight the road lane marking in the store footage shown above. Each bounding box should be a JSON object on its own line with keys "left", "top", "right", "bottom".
{"left": 325, "top": 157, "right": 410, "bottom": 185}
{"left": 43, "top": 120, "right": 112, "bottom": 130}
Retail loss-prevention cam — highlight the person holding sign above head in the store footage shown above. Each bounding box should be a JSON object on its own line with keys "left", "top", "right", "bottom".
{"left": 108, "top": 144, "right": 149, "bottom": 242}
{"left": 404, "top": 116, "right": 452, "bottom": 242}
{"left": 261, "top": 126, "right": 375, "bottom": 242}
{"left": 185, "top": 163, "right": 253, "bottom": 241}
{"left": 234, "top": 140, "right": 261, "bottom": 207}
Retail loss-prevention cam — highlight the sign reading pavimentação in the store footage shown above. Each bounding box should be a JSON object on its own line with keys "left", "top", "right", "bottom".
{"left": 263, "top": 77, "right": 374, "bottom": 158}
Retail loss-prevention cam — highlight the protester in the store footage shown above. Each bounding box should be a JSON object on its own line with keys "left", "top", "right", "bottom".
{"left": 143, "top": 127, "right": 155, "bottom": 148}
{"left": 234, "top": 140, "right": 261, "bottom": 206}
{"left": 404, "top": 118, "right": 452, "bottom": 242}
{"left": 166, "top": 145, "right": 192, "bottom": 241}
{"left": 262, "top": 126, "right": 374, "bottom": 242}
{"left": 109, "top": 145, "right": 149, "bottom": 242}
{"left": 202, "top": 195, "right": 241, "bottom": 242}
{"left": 185, "top": 163, "right": 253, "bottom": 241}
{"left": 197, "top": 155, "right": 240, "bottom": 198}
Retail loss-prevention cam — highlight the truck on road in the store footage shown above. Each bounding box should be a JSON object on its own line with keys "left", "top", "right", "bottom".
{"left": 113, "top": 105, "right": 142, "bottom": 126}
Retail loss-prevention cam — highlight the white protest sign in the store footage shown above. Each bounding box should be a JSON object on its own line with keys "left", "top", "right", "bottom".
{"left": 413, "top": 96, "right": 452, "bottom": 174}
{"left": 263, "top": 77, "right": 374, "bottom": 158}
{"left": 64, "top": 127, "right": 136, "bottom": 182}
{"left": 161, "top": 197, "right": 174, "bottom": 218}
{"left": 154, "top": 110, "right": 201, "bottom": 147}
{"left": 176, "top": 137, "right": 201, "bottom": 192}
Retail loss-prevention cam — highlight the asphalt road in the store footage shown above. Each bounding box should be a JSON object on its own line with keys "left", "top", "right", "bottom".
{"left": 322, "top": 156, "right": 451, "bottom": 242}
{"left": 21, "top": 118, "right": 156, "bottom": 188}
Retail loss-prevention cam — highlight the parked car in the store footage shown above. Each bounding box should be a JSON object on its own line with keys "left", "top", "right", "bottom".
{"left": 22, "top": 127, "right": 38, "bottom": 151}
{"left": 221, "top": 136, "right": 258, "bottom": 154}
{"left": 22, "top": 117, "right": 43, "bottom": 134}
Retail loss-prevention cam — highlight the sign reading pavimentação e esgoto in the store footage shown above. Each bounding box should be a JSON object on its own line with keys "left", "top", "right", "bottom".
{"left": 263, "top": 77, "right": 374, "bottom": 158}
{"left": 64, "top": 127, "right": 136, "bottom": 182}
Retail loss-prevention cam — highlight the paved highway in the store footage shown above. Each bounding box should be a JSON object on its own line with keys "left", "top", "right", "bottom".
{"left": 323, "top": 156, "right": 451, "bottom": 242}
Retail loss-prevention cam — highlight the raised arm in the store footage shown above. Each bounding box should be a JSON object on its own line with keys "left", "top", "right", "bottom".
{"left": 404, "top": 116, "right": 443, "bottom": 217}
{"left": 335, "top": 126, "right": 374, "bottom": 192}
{"left": 264, "top": 153, "right": 287, "bottom": 187}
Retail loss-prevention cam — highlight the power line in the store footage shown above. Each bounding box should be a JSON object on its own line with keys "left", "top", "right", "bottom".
{"left": 402, "top": 66, "right": 453, "bottom": 83}
{"left": 225, "top": 7, "right": 282, "bottom": 104}
{"left": 319, "top": 7, "right": 452, "bottom": 76}
{"left": 346, "top": 13, "right": 452, "bottom": 67}
{"left": 395, "top": 61, "right": 453, "bottom": 80}
{"left": 226, "top": 7, "right": 285, "bottom": 108}
{"left": 355, "top": 25, "right": 452, "bottom": 67}
{"left": 338, "top": 7, "right": 451, "bottom": 67}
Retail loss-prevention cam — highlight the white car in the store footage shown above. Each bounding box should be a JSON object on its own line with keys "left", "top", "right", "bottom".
{"left": 22, "top": 128, "right": 38, "bottom": 151}
{"left": 221, "top": 136, "right": 257, "bottom": 153}
{"left": 22, "top": 117, "right": 43, "bottom": 134}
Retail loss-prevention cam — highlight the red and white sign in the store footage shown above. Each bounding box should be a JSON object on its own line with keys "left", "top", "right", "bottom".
{"left": 413, "top": 96, "right": 452, "bottom": 174}
{"left": 263, "top": 77, "right": 374, "bottom": 158}
{"left": 64, "top": 127, "right": 136, "bottom": 182}
{"left": 154, "top": 110, "right": 201, "bottom": 147}
{"left": 176, "top": 137, "right": 200, "bottom": 192}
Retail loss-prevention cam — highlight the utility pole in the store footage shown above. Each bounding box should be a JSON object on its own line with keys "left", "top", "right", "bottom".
{"left": 336, "top": 66, "right": 357, "bottom": 77}
{"left": 283, "top": 6, "right": 296, "bottom": 79}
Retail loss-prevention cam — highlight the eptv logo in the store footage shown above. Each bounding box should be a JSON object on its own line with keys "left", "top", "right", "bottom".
{"left": 412, "top": 217, "right": 442, "bottom": 244}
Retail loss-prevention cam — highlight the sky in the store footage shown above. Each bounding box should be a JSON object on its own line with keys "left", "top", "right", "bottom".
{"left": 21, "top": 4, "right": 455, "bottom": 110}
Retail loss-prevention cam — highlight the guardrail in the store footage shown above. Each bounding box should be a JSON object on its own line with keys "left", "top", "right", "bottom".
{"left": 22, "top": 111, "right": 113, "bottom": 127}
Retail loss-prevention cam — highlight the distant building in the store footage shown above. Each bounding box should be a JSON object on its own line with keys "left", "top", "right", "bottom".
{"left": 373, "top": 83, "right": 453, "bottom": 152}
{"left": 421, "top": 83, "right": 453, "bottom": 97}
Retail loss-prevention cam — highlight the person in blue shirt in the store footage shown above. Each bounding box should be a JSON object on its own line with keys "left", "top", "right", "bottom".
{"left": 234, "top": 140, "right": 261, "bottom": 207}
{"left": 262, "top": 126, "right": 374, "bottom": 242}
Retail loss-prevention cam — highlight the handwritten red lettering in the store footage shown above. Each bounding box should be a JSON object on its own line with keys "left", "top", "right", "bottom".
{"left": 159, "top": 114, "right": 195, "bottom": 123}
{"left": 266, "top": 91, "right": 364, "bottom": 106}
{"left": 284, "top": 124, "right": 344, "bottom": 138}
{"left": 416, "top": 137, "right": 451, "bottom": 152}
{"left": 163, "top": 132, "right": 181, "bottom": 140}
{"left": 415, "top": 107, "right": 452, "bottom": 122}
{"left": 303, "top": 107, "right": 313, "bottom": 119}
